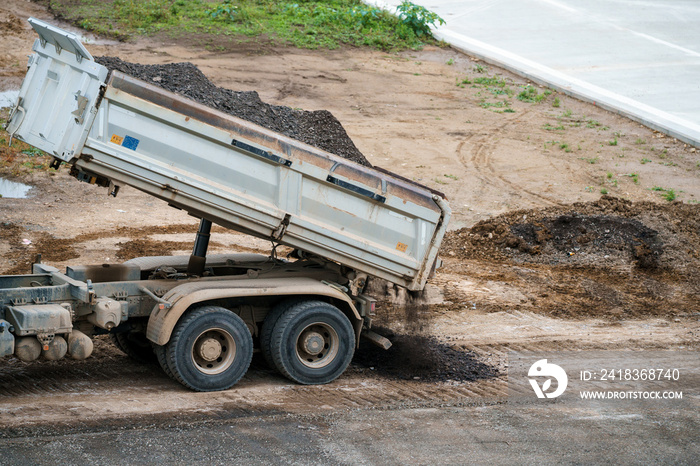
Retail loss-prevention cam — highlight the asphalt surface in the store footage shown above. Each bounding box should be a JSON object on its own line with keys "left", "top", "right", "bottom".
{"left": 373, "top": 0, "right": 700, "bottom": 146}
{"left": 1, "top": 400, "right": 697, "bottom": 465}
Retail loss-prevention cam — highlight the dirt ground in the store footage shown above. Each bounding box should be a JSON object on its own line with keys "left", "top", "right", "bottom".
{"left": 0, "top": 0, "right": 699, "bottom": 446}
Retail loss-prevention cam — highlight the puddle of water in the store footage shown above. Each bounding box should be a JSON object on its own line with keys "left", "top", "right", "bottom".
{"left": 0, "top": 90, "right": 19, "bottom": 110}
{"left": 0, "top": 178, "right": 32, "bottom": 199}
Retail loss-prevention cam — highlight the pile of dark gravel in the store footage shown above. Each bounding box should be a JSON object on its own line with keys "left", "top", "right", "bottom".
{"left": 351, "top": 328, "right": 500, "bottom": 383}
{"left": 95, "top": 57, "right": 371, "bottom": 167}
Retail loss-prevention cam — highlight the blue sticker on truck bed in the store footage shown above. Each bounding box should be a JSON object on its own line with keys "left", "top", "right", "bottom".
{"left": 121, "top": 135, "right": 140, "bottom": 151}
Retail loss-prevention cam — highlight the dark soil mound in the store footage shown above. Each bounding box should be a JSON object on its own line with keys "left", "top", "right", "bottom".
{"left": 351, "top": 327, "right": 500, "bottom": 382}
{"left": 94, "top": 57, "right": 371, "bottom": 167}
{"left": 443, "top": 196, "right": 699, "bottom": 272}
{"left": 441, "top": 197, "right": 700, "bottom": 319}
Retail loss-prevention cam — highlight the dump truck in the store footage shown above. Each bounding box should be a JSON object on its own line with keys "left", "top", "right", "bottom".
{"left": 0, "top": 19, "right": 450, "bottom": 391}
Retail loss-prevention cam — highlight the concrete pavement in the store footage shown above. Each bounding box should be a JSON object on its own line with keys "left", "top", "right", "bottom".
{"left": 372, "top": 0, "right": 700, "bottom": 147}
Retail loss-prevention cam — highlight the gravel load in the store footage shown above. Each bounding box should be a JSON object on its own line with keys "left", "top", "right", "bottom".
{"left": 95, "top": 57, "right": 371, "bottom": 167}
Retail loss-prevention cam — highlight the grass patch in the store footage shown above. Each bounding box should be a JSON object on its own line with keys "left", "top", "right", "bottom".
{"left": 41, "top": 0, "right": 444, "bottom": 50}
{"left": 517, "top": 85, "right": 550, "bottom": 103}
{"left": 651, "top": 186, "right": 678, "bottom": 201}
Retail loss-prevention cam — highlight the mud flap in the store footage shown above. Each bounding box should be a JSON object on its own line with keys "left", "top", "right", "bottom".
{"left": 0, "top": 320, "right": 15, "bottom": 357}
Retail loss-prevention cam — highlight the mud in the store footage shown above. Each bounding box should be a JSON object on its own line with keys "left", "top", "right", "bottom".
{"left": 443, "top": 196, "right": 699, "bottom": 268}
{"left": 441, "top": 197, "right": 700, "bottom": 319}
{"left": 94, "top": 57, "right": 371, "bottom": 167}
{"left": 352, "top": 327, "right": 500, "bottom": 382}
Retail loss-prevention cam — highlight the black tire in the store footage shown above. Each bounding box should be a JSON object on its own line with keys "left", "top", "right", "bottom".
{"left": 153, "top": 343, "right": 176, "bottom": 381}
{"left": 109, "top": 333, "right": 125, "bottom": 352}
{"left": 113, "top": 331, "right": 158, "bottom": 364}
{"left": 166, "top": 306, "right": 253, "bottom": 392}
{"left": 259, "top": 297, "right": 305, "bottom": 370}
{"left": 270, "top": 300, "right": 355, "bottom": 385}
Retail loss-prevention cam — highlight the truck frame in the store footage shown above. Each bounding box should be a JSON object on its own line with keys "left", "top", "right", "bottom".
{"left": 0, "top": 19, "right": 450, "bottom": 391}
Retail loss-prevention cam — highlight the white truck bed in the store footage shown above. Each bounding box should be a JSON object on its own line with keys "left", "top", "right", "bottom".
{"left": 6, "top": 18, "right": 450, "bottom": 291}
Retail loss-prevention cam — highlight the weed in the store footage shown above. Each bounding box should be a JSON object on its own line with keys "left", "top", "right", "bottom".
{"left": 651, "top": 186, "right": 665, "bottom": 191}
{"left": 563, "top": 109, "right": 572, "bottom": 118}
{"left": 474, "top": 76, "right": 508, "bottom": 87}
{"left": 582, "top": 157, "right": 599, "bottom": 164}
{"left": 207, "top": 0, "right": 240, "bottom": 22}
{"left": 396, "top": 1, "right": 445, "bottom": 37}
{"left": 659, "top": 149, "right": 668, "bottom": 159}
{"left": 635, "top": 138, "right": 646, "bottom": 145}
{"left": 433, "top": 177, "right": 446, "bottom": 185}
{"left": 609, "top": 138, "right": 618, "bottom": 146}
{"left": 517, "top": 85, "right": 547, "bottom": 103}
{"left": 606, "top": 172, "right": 613, "bottom": 179}
{"left": 456, "top": 77, "right": 472, "bottom": 87}
{"left": 479, "top": 100, "right": 511, "bottom": 110}
{"left": 552, "top": 96, "right": 560, "bottom": 108}
{"left": 641, "top": 158, "right": 651, "bottom": 164}
{"left": 543, "top": 123, "right": 565, "bottom": 131}
{"left": 586, "top": 119, "right": 600, "bottom": 128}
{"left": 446, "top": 58, "right": 454, "bottom": 65}
{"left": 600, "top": 188, "right": 608, "bottom": 194}
{"left": 663, "top": 189, "right": 677, "bottom": 201}
{"left": 21, "top": 148, "right": 44, "bottom": 157}
{"left": 473, "top": 64, "right": 487, "bottom": 73}
{"left": 443, "top": 174, "right": 458, "bottom": 180}
{"left": 624, "top": 173, "right": 639, "bottom": 184}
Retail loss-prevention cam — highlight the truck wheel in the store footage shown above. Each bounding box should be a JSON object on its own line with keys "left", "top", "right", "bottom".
{"left": 270, "top": 300, "right": 355, "bottom": 385}
{"left": 153, "top": 344, "right": 176, "bottom": 381}
{"left": 260, "top": 297, "right": 304, "bottom": 370}
{"left": 112, "top": 331, "right": 157, "bottom": 364}
{"left": 109, "top": 333, "right": 125, "bottom": 352}
{"left": 166, "top": 306, "right": 253, "bottom": 392}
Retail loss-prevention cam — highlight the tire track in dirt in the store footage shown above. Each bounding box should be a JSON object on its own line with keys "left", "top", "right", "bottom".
{"left": 456, "top": 112, "right": 565, "bottom": 207}
{"left": 1, "top": 331, "right": 694, "bottom": 433}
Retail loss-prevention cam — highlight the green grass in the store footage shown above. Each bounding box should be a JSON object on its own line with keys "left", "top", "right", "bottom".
{"left": 662, "top": 189, "right": 677, "bottom": 201}
{"left": 543, "top": 123, "right": 565, "bottom": 131}
{"left": 517, "top": 85, "right": 550, "bottom": 103}
{"left": 43, "top": 0, "right": 444, "bottom": 50}
{"left": 651, "top": 186, "right": 678, "bottom": 201}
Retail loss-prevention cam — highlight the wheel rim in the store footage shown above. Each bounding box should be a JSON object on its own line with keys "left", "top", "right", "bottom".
{"left": 295, "top": 322, "right": 339, "bottom": 369}
{"left": 191, "top": 328, "right": 236, "bottom": 375}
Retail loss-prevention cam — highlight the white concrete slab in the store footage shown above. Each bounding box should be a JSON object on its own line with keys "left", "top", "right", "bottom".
{"left": 371, "top": 0, "right": 700, "bottom": 146}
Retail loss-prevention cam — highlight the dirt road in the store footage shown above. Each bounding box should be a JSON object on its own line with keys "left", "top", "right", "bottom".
{"left": 0, "top": 0, "right": 698, "bottom": 462}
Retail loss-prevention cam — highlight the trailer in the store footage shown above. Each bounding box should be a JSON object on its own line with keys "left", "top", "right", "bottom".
{"left": 1, "top": 19, "right": 450, "bottom": 391}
